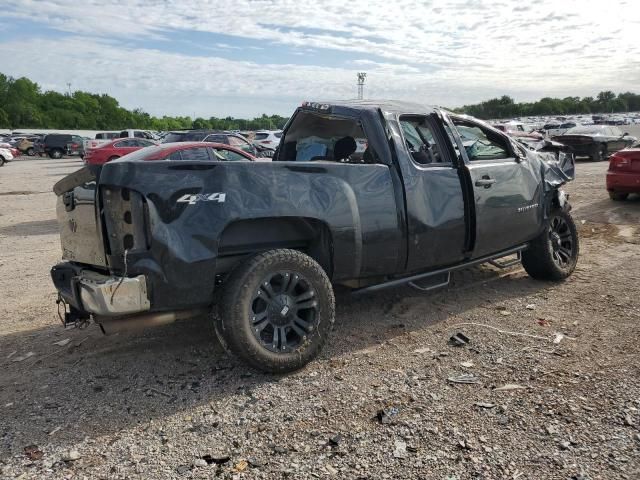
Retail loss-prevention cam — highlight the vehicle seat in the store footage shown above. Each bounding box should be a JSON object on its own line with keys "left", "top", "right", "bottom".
{"left": 334, "top": 136, "right": 357, "bottom": 161}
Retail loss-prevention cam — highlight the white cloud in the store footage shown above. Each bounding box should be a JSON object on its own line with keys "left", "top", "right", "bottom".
{"left": 1, "top": 0, "right": 639, "bottom": 116}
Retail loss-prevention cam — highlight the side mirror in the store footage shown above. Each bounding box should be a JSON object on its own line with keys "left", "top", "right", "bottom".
{"left": 622, "top": 132, "right": 629, "bottom": 137}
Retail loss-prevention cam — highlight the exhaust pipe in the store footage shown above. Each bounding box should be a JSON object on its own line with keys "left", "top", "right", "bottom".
{"left": 98, "top": 308, "right": 207, "bottom": 335}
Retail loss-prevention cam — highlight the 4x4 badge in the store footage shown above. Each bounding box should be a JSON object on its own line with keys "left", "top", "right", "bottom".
{"left": 177, "top": 193, "right": 226, "bottom": 205}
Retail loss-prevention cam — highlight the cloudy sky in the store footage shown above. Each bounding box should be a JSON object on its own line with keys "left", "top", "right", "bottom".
{"left": 1, "top": 0, "right": 639, "bottom": 118}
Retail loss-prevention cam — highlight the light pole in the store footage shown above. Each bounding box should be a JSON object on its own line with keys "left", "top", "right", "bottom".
{"left": 357, "top": 72, "right": 366, "bottom": 100}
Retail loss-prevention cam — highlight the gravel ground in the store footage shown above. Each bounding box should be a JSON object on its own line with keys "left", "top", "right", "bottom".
{"left": 0, "top": 156, "right": 639, "bottom": 479}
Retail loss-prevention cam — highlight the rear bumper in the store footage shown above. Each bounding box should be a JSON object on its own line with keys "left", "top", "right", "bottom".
{"left": 606, "top": 171, "right": 640, "bottom": 193}
{"left": 51, "top": 262, "right": 150, "bottom": 317}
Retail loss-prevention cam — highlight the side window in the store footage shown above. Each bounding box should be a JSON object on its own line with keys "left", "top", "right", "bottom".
{"left": 134, "top": 131, "right": 145, "bottom": 138}
{"left": 136, "top": 140, "right": 154, "bottom": 147}
{"left": 399, "top": 116, "right": 445, "bottom": 165}
{"left": 168, "top": 151, "right": 182, "bottom": 160}
{"left": 204, "top": 134, "right": 226, "bottom": 143}
{"left": 178, "top": 147, "right": 211, "bottom": 161}
{"left": 116, "top": 139, "right": 136, "bottom": 147}
{"left": 119, "top": 131, "right": 128, "bottom": 138}
{"left": 228, "top": 136, "right": 254, "bottom": 153}
{"left": 214, "top": 148, "right": 248, "bottom": 161}
{"left": 451, "top": 118, "right": 511, "bottom": 161}
{"left": 72, "top": 135, "right": 83, "bottom": 143}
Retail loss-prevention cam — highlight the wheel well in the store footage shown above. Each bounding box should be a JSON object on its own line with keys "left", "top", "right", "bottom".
{"left": 218, "top": 217, "right": 333, "bottom": 277}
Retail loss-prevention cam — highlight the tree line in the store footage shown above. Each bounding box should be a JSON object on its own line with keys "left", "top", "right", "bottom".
{"left": 0, "top": 72, "right": 289, "bottom": 131}
{"left": 454, "top": 91, "right": 640, "bottom": 120}
{"left": 3, "top": 71, "right": 640, "bottom": 129}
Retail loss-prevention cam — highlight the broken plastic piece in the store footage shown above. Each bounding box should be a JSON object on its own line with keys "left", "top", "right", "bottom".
{"left": 448, "top": 332, "right": 470, "bottom": 347}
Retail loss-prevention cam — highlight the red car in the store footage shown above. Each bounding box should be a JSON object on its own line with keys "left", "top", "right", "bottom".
{"left": 606, "top": 144, "right": 640, "bottom": 200}
{"left": 83, "top": 138, "right": 158, "bottom": 165}
{"left": 99, "top": 141, "right": 259, "bottom": 165}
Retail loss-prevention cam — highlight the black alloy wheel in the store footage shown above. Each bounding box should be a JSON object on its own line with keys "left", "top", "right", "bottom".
{"left": 249, "top": 271, "right": 318, "bottom": 353}
{"left": 548, "top": 214, "right": 574, "bottom": 269}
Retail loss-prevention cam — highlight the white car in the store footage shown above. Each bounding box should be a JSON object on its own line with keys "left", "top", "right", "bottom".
{"left": 0, "top": 147, "right": 14, "bottom": 166}
{"left": 253, "top": 130, "right": 282, "bottom": 150}
{"left": 545, "top": 121, "right": 580, "bottom": 138}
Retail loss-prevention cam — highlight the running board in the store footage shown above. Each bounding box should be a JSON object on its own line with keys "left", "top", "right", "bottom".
{"left": 352, "top": 244, "right": 528, "bottom": 295}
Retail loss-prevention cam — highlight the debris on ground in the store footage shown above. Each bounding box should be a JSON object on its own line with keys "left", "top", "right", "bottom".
{"left": 376, "top": 406, "right": 400, "bottom": 424}
{"left": 11, "top": 351, "right": 35, "bottom": 362}
{"left": 52, "top": 338, "right": 71, "bottom": 347}
{"left": 460, "top": 361, "right": 474, "bottom": 368}
{"left": 448, "top": 332, "right": 470, "bottom": 347}
{"left": 23, "top": 445, "right": 43, "bottom": 461}
{"left": 393, "top": 440, "right": 408, "bottom": 459}
{"left": 494, "top": 384, "right": 527, "bottom": 392}
{"left": 62, "top": 450, "right": 81, "bottom": 462}
{"left": 447, "top": 374, "right": 480, "bottom": 384}
{"left": 474, "top": 402, "right": 496, "bottom": 409}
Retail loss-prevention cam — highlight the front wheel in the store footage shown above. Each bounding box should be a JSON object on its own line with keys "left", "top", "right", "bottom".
{"left": 522, "top": 210, "right": 579, "bottom": 281}
{"left": 26, "top": 147, "right": 35, "bottom": 156}
{"left": 50, "top": 149, "right": 63, "bottom": 159}
{"left": 216, "top": 249, "right": 335, "bottom": 373}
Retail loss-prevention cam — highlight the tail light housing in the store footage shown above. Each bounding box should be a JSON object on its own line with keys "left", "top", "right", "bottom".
{"left": 609, "top": 154, "right": 631, "bottom": 171}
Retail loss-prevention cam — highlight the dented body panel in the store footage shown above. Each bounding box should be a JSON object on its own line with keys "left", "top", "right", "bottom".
{"left": 50, "top": 100, "right": 575, "bottom": 322}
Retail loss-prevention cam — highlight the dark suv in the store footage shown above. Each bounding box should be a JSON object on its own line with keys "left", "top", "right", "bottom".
{"left": 36, "top": 134, "right": 85, "bottom": 159}
{"left": 163, "top": 130, "right": 258, "bottom": 156}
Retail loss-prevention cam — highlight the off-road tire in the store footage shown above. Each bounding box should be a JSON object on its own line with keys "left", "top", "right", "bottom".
{"left": 26, "top": 147, "right": 35, "bottom": 156}
{"left": 50, "top": 149, "right": 63, "bottom": 159}
{"left": 522, "top": 209, "right": 579, "bottom": 281}
{"left": 609, "top": 192, "right": 628, "bottom": 201}
{"left": 216, "top": 249, "right": 334, "bottom": 373}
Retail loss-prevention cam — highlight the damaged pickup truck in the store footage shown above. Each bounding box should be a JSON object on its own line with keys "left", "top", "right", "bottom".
{"left": 51, "top": 100, "right": 578, "bottom": 372}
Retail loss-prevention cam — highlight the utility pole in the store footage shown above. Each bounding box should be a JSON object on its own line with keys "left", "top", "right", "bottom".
{"left": 66, "top": 82, "right": 72, "bottom": 96}
{"left": 357, "top": 72, "right": 366, "bottom": 100}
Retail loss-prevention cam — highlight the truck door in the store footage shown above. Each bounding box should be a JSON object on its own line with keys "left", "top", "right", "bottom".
{"left": 447, "top": 115, "right": 543, "bottom": 258}
{"left": 391, "top": 114, "right": 468, "bottom": 272}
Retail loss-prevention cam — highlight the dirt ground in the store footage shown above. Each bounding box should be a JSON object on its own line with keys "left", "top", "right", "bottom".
{"left": 0, "top": 155, "right": 639, "bottom": 479}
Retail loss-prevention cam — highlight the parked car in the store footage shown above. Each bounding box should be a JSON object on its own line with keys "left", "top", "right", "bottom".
{"left": 83, "top": 138, "right": 158, "bottom": 165}
{"left": 83, "top": 130, "right": 155, "bottom": 152}
{"left": 253, "top": 130, "right": 282, "bottom": 148}
{"left": 163, "top": 130, "right": 262, "bottom": 157}
{"left": 606, "top": 143, "right": 640, "bottom": 200}
{"left": 16, "top": 136, "right": 40, "bottom": 156}
{"left": 553, "top": 125, "right": 637, "bottom": 161}
{"left": 50, "top": 100, "right": 577, "bottom": 372}
{"left": 85, "top": 141, "right": 255, "bottom": 165}
{"left": 493, "top": 122, "right": 544, "bottom": 140}
{"left": 545, "top": 122, "right": 579, "bottom": 137}
{"left": 0, "top": 146, "right": 14, "bottom": 166}
{"left": 35, "top": 134, "right": 85, "bottom": 158}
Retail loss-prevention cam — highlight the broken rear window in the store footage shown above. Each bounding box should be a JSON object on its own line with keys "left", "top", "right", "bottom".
{"left": 279, "top": 111, "right": 377, "bottom": 163}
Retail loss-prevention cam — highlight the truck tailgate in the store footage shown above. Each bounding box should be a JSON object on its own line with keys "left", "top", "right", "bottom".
{"left": 54, "top": 167, "right": 107, "bottom": 267}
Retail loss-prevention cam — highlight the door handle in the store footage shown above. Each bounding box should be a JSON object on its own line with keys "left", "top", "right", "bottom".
{"left": 475, "top": 177, "right": 496, "bottom": 188}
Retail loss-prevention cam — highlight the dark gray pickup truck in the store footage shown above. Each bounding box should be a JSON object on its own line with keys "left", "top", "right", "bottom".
{"left": 51, "top": 100, "right": 578, "bottom": 372}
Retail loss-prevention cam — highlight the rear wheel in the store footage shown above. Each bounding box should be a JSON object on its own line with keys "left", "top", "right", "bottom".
{"left": 0, "top": 156, "right": 5, "bottom": 167}
{"left": 522, "top": 209, "right": 579, "bottom": 281}
{"left": 215, "top": 249, "right": 335, "bottom": 373}
{"left": 592, "top": 144, "right": 607, "bottom": 161}
{"left": 26, "top": 147, "right": 35, "bottom": 156}
{"left": 50, "top": 149, "right": 63, "bottom": 159}
{"left": 609, "top": 192, "right": 628, "bottom": 201}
